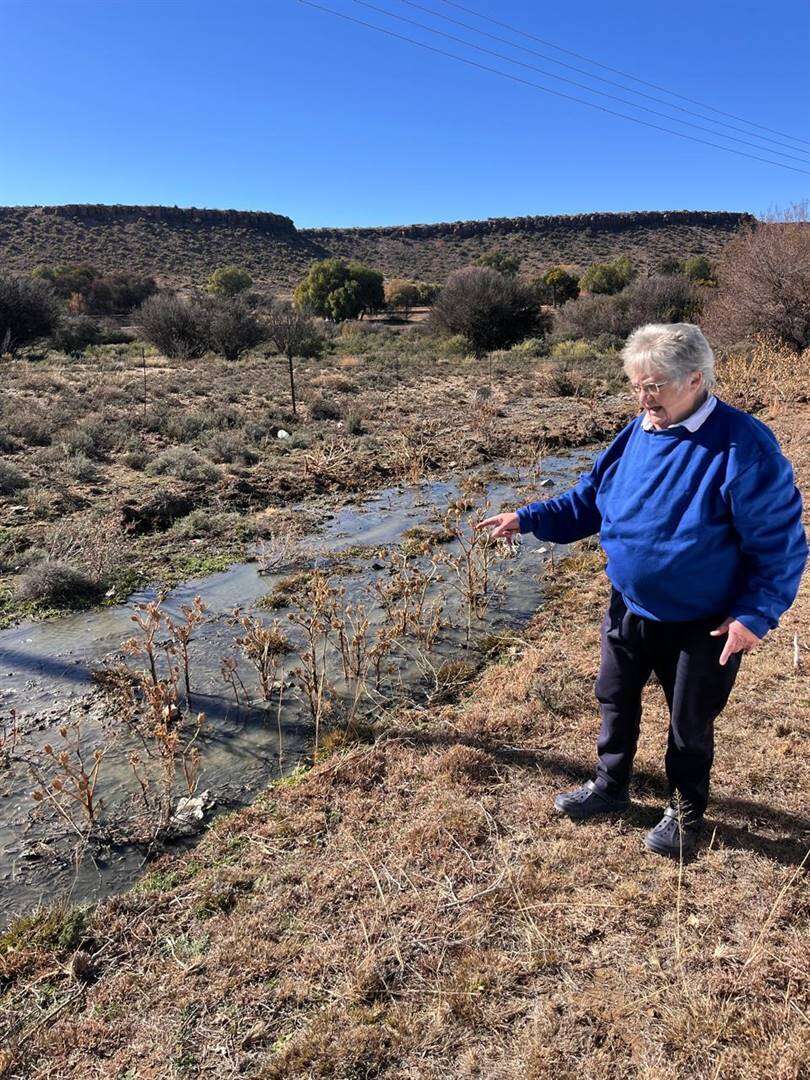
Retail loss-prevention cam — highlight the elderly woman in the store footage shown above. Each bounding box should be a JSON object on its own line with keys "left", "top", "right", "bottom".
{"left": 479, "top": 323, "right": 807, "bottom": 858}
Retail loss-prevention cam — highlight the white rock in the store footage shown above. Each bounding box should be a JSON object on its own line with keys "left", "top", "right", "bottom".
{"left": 277, "top": 429, "right": 291, "bottom": 440}
{"left": 170, "top": 789, "right": 214, "bottom": 832}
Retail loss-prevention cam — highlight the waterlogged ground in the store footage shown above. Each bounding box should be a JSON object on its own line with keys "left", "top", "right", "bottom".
{"left": 0, "top": 449, "right": 593, "bottom": 921}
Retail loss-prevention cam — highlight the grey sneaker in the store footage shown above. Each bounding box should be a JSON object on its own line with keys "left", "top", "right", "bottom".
{"left": 644, "top": 804, "right": 703, "bottom": 859}
{"left": 553, "top": 780, "right": 630, "bottom": 820}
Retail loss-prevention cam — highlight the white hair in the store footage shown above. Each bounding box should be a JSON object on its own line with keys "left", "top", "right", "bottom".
{"left": 621, "top": 323, "right": 716, "bottom": 390}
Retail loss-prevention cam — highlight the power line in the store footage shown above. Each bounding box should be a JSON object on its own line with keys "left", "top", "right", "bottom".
{"left": 350, "top": 0, "right": 810, "bottom": 165}
{"left": 434, "top": 0, "right": 810, "bottom": 150}
{"left": 297, "top": 0, "right": 810, "bottom": 176}
{"left": 397, "top": 0, "right": 810, "bottom": 160}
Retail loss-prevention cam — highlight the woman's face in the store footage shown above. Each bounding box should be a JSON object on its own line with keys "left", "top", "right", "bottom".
{"left": 628, "top": 369, "right": 705, "bottom": 429}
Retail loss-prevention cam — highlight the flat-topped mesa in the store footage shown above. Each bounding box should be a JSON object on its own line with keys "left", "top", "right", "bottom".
{"left": 0, "top": 205, "right": 757, "bottom": 288}
{"left": 0, "top": 204, "right": 298, "bottom": 236}
{"left": 305, "top": 210, "right": 756, "bottom": 241}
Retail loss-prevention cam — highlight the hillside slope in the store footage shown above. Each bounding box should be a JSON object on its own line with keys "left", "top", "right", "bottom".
{"left": 0, "top": 205, "right": 753, "bottom": 290}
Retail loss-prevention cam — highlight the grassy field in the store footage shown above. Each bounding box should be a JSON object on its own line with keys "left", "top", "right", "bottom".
{"left": 0, "top": 341, "right": 806, "bottom": 1078}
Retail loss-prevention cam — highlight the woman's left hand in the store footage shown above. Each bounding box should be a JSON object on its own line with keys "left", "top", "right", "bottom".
{"left": 710, "top": 617, "right": 762, "bottom": 666}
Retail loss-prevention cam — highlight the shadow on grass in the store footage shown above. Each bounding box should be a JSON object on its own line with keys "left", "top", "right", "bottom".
{"left": 382, "top": 726, "right": 810, "bottom": 869}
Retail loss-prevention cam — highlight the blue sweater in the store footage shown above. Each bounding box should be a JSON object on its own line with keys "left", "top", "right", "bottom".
{"left": 516, "top": 399, "right": 808, "bottom": 638}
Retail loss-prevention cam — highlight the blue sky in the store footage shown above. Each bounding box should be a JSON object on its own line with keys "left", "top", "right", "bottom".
{"left": 1, "top": 0, "right": 808, "bottom": 226}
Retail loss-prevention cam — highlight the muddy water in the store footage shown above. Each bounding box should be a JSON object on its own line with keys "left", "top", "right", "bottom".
{"left": 0, "top": 450, "right": 593, "bottom": 921}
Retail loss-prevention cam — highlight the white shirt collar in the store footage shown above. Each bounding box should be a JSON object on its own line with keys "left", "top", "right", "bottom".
{"left": 641, "top": 394, "right": 717, "bottom": 433}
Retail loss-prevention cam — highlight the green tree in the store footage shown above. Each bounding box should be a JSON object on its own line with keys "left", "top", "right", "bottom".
{"left": 655, "top": 257, "right": 682, "bottom": 276}
{"left": 385, "top": 279, "right": 421, "bottom": 318}
{"left": 294, "top": 259, "right": 383, "bottom": 322}
{"left": 347, "top": 262, "right": 384, "bottom": 318}
{"left": 33, "top": 264, "right": 98, "bottom": 300}
{"left": 32, "top": 265, "right": 156, "bottom": 314}
{"left": 415, "top": 281, "right": 440, "bottom": 305}
{"left": 85, "top": 272, "right": 157, "bottom": 315}
{"left": 206, "top": 265, "right": 253, "bottom": 297}
{"left": 476, "top": 250, "right": 521, "bottom": 276}
{"left": 680, "top": 254, "right": 716, "bottom": 286}
{"left": 541, "top": 267, "right": 580, "bottom": 307}
{"left": 582, "top": 256, "right": 635, "bottom": 295}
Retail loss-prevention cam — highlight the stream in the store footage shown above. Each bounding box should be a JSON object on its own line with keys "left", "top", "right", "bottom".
{"left": 0, "top": 449, "right": 593, "bottom": 922}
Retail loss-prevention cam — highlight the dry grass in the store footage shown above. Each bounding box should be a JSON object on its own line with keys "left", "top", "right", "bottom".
{"left": 0, "top": 334, "right": 632, "bottom": 627}
{"left": 1, "top": 393, "right": 807, "bottom": 1077}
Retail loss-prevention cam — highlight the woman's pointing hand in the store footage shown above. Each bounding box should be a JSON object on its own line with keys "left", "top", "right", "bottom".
{"left": 475, "top": 512, "right": 520, "bottom": 540}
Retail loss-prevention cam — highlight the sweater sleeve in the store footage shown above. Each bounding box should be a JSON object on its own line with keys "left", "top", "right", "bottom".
{"left": 516, "top": 467, "right": 602, "bottom": 543}
{"left": 726, "top": 451, "right": 808, "bottom": 638}
{"left": 515, "top": 420, "right": 636, "bottom": 543}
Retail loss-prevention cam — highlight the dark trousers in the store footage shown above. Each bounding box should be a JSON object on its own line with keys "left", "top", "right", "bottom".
{"left": 593, "top": 588, "right": 742, "bottom": 816}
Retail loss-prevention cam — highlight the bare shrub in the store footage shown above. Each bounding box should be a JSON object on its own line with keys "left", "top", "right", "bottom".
{"left": 30, "top": 721, "right": 107, "bottom": 830}
{"left": 624, "top": 274, "right": 700, "bottom": 326}
{"left": 703, "top": 203, "right": 810, "bottom": 349}
{"left": 308, "top": 396, "right": 341, "bottom": 420}
{"left": 555, "top": 292, "right": 628, "bottom": 340}
{"left": 431, "top": 267, "right": 549, "bottom": 359}
{"left": 135, "top": 293, "right": 209, "bottom": 359}
{"left": 52, "top": 316, "right": 101, "bottom": 354}
{"left": 557, "top": 275, "right": 698, "bottom": 340}
{"left": 0, "top": 275, "right": 59, "bottom": 350}
{"left": 382, "top": 420, "right": 442, "bottom": 483}
{"left": 4, "top": 412, "right": 52, "bottom": 447}
{"left": 204, "top": 297, "right": 266, "bottom": 361}
{"left": 15, "top": 562, "right": 99, "bottom": 606}
{"left": 303, "top": 440, "right": 354, "bottom": 484}
{"left": 44, "top": 513, "right": 126, "bottom": 583}
{"left": 265, "top": 300, "right": 325, "bottom": 415}
{"left": 434, "top": 505, "right": 509, "bottom": 646}
{"left": 62, "top": 451, "right": 100, "bottom": 483}
{"left": 165, "top": 597, "right": 208, "bottom": 705}
{"left": 289, "top": 573, "right": 339, "bottom": 746}
{"left": 231, "top": 613, "right": 293, "bottom": 701}
{"left": 345, "top": 410, "right": 365, "bottom": 435}
{"left": 0, "top": 461, "right": 28, "bottom": 496}
{"left": 119, "top": 598, "right": 207, "bottom": 826}
{"left": 58, "top": 416, "right": 118, "bottom": 460}
{"left": 203, "top": 431, "right": 258, "bottom": 465}
{"left": 146, "top": 447, "right": 220, "bottom": 483}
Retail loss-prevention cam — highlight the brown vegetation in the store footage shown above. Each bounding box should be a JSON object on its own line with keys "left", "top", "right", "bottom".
{"left": 703, "top": 203, "right": 810, "bottom": 350}
{"left": 0, "top": 328, "right": 632, "bottom": 628}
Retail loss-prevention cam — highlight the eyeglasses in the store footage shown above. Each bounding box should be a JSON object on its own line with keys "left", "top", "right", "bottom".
{"left": 628, "top": 379, "right": 672, "bottom": 398}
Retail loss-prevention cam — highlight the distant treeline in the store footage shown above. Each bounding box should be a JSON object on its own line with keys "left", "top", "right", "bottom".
{"left": 0, "top": 205, "right": 754, "bottom": 242}
{"left": 305, "top": 210, "right": 756, "bottom": 241}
